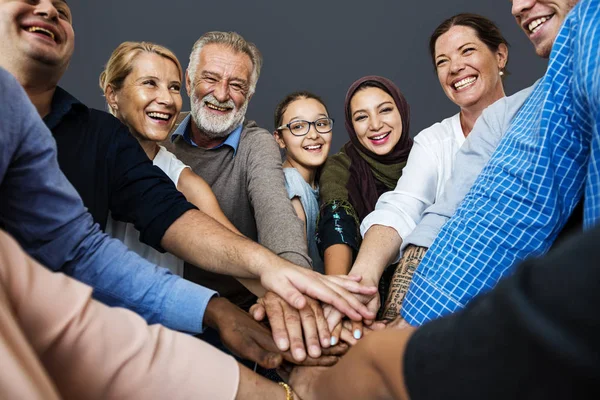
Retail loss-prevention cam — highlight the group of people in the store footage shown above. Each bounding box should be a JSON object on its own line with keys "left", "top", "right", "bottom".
{"left": 0, "top": 0, "right": 599, "bottom": 398}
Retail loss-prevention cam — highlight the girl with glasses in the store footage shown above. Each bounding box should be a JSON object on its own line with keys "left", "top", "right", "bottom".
{"left": 273, "top": 92, "right": 334, "bottom": 273}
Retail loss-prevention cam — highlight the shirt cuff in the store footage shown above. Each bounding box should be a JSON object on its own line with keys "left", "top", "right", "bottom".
{"left": 400, "top": 272, "right": 463, "bottom": 326}
{"left": 161, "top": 278, "right": 218, "bottom": 334}
{"left": 360, "top": 209, "right": 417, "bottom": 263}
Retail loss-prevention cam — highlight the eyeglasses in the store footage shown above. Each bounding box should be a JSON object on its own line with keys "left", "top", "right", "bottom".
{"left": 277, "top": 117, "right": 334, "bottom": 136}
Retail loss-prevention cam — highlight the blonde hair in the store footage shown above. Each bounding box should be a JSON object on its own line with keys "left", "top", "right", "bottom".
{"left": 99, "top": 41, "right": 183, "bottom": 116}
{"left": 188, "top": 31, "right": 262, "bottom": 96}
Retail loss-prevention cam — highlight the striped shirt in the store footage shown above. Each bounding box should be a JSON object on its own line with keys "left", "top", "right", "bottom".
{"left": 402, "top": 0, "right": 600, "bottom": 325}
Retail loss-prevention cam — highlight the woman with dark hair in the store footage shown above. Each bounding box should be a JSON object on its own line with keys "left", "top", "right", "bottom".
{"left": 340, "top": 13, "right": 510, "bottom": 334}
{"left": 273, "top": 92, "right": 334, "bottom": 273}
{"left": 317, "top": 75, "right": 413, "bottom": 280}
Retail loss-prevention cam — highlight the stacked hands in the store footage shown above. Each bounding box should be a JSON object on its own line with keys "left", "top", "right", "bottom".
{"left": 207, "top": 263, "right": 408, "bottom": 376}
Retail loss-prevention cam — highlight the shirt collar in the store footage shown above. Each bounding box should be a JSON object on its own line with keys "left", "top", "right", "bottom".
{"left": 171, "top": 114, "right": 243, "bottom": 156}
{"left": 43, "top": 86, "right": 87, "bottom": 130}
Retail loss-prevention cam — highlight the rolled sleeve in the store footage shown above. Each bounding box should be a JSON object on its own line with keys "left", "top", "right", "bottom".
{"left": 161, "top": 278, "right": 217, "bottom": 334}
{"left": 360, "top": 138, "right": 441, "bottom": 262}
{"left": 109, "top": 125, "right": 197, "bottom": 251}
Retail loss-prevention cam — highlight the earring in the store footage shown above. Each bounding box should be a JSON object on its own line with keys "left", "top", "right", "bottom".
{"left": 499, "top": 70, "right": 504, "bottom": 76}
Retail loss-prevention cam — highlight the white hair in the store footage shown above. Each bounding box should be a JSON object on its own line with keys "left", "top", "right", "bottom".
{"left": 187, "top": 31, "right": 262, "bottom": 96}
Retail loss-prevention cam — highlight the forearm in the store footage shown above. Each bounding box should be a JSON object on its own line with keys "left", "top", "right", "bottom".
{"left": 238, "top": 278, "right": 266, "bottom": 297}
{"left": 324, "top": 244, "right": 353, "bottom": 275}
{"left": 351, "top": 225, "right": 403, "bottom": 283}
{"left": 313, "top": 329, "right": 414, "bottom": 400}
{"left": 236, "top": 364, "right": 290, "bottom": 400}
{"left": 162, "top": 209, "right": 285, "bottom": 279}
{"left": 67, "top": 229, "right": 215, "bottom": 333}
{"left": 2, "top": 231, "right": 238, "bottom": 400}
{"left": 381, "top": 245, "right": 427, "bottom": 320}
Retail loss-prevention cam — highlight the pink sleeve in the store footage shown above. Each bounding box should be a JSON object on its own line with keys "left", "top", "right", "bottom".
{"left": 0, "top": 230, "right": 239, "bottom": 400}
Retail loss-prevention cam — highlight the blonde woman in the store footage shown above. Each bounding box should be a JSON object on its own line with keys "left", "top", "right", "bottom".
{"left": 100, "top": 42, "right": 241, "bottom": 277}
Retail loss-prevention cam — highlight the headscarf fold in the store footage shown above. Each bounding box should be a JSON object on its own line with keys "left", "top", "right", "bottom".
{"left": 321, "top": 76, "right": 413, "bottom": 222}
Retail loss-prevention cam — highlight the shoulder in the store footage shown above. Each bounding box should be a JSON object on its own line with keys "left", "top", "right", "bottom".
{"left": 240, "top": 120, "right": 277, "bottom": 146}
{"left": 84, "top": 108, "right": 131, "bottom": 137}
{"left": 283, "top": 167, "right": 303, "bottom": 182}
{"left": 413, "top": 113, "right": 461, "bottom": 145}
{"left": 483, "top": 84, "right": 536, "bottom": 120}
{"left": 154, "top": 146, "right": 189, "bottom": 169}
{"left": 284, "top": 168, "right": 307, "bottom": 198}
{"left": 322, "top": 150, "right": 351, "bottom": 171}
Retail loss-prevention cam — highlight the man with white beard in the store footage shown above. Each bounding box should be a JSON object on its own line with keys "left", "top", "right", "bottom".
{"left": 165, "top": 31, "right": 312, "bottom": 312}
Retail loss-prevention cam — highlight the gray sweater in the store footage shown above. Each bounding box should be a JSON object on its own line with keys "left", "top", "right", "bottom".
{"left": 164, "top": 116, "right": 311, "bottom": 307}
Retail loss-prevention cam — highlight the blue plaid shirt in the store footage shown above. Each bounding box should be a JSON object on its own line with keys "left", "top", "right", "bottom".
{"left": 402, "top": 0, "right": 600, "bottom": 326}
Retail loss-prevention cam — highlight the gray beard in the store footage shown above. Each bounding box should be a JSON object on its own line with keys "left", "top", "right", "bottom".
{"left": 190, "top": 94, "right": 248, "bottom": 140}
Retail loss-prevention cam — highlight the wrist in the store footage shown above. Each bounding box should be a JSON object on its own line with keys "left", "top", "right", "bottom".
{"left": 203, "top": 296, "right": 229, "bottom": 330}
{"left": 279, "top": 382, "right": 295, "bottom": 400}
{"left": 349, "top": 265, "right": 380, "bottom": 286}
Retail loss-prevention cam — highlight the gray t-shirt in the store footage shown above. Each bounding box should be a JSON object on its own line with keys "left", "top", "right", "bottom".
{"left": 403, "top": 82, "right": 538, "bottom": 250}
{"left": 283, "top": 168, "right": 324, "bottom": 273}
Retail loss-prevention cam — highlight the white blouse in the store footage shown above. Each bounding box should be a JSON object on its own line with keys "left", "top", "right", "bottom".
{"left": 105, "top": 146, "right": 189, "bottom": 276}
{"left": 360, "top": 113, "right": 465, "bottom": 261}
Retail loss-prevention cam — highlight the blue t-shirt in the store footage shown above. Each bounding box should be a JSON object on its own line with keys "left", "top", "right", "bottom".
{"left": 283, "top": 168, "right": 324, "bottom": 273}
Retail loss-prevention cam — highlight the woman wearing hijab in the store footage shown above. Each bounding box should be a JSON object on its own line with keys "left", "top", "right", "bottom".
{"left": 350, "top": 14, "right": 509, "bottom": 325}
{"left": 317, "top": 76, "right": 412, "bottom": 278}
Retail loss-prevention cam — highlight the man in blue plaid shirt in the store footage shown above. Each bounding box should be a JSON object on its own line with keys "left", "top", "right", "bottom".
{"left": 402, "top": 0, "right": 600, "bottom": 325}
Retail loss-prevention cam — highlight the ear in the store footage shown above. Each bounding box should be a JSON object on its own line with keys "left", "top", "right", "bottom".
{"left": 185, "top": 69, "right": 192, "bottom": 97}
{"left": 496, "top": 43, "right": 509, "bottom": 70}
{"left": 273, "top": 130, "right": 286, "bottom": 149}
{"left": 105, "top": 85, "right": 119, "bottom": 112}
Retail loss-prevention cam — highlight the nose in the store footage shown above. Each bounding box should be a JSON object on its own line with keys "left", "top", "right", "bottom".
{"left": 213, "top": 80, "right": 230, "bottom": 103}
{"left": 449, "top": 57, "right": 466, "bottom": 75}
{"left": 34, "top": 0, "right": 59, "bottom": 21}
{"left": 156, "top": 86, "right": 175, "bottom": 107}
{"left": 306, "top": 123, "right": 319, "bottom": 139}
{"left": 368, "top": 115, "right": 383, "bottom": 131}
{"left": 512, "top": 0, "right": 536, "bottom": 18}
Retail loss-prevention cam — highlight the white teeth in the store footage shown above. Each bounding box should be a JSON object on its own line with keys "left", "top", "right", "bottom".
{"left": 304, "top": 145, "right": 322, "bottom": 150}
{"left": 372, "top": 133, "right": 389, "bottom": 140}
{"left": 528, "top": 16, "right": 550, "bottom": 33}
{"left": 454, "top": 76, "right": 477, "bottom": 90}
{"left": 27, "top": 26, "right": 55, "bottom": 40}
{"left": 206, "top": 103, "right": 230, "bottom": 112}
{"left": 147, "top": 112, "right": 170, "bottom": 120}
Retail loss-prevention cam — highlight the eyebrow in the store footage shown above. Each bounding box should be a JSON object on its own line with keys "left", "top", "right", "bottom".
{"left": 436, "top": 42, "right": 477, "bottom": 59}
{"left": 352, "top": 101, "right": 393, "bottom": 117}
{"left": 136, "top": 75, "right": 181, "bottom": 83}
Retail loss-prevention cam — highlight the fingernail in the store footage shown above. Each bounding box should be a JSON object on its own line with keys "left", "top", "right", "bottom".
{"left": 277, "top": 339, "right": 288, "bottom": 350}
{"left": 330, "top": 336, "right": 338, "bottom": 346}
{"left": 294, "top": 348, "right": 306, "bottom": 360}
{"left": 322, "top": 338, "right": 330, "bottom": 348}
{"left": 309, "top": 345, "right": 321, "bottom": 358}
{"left": 354, "top": 330, "right": 362, "bottom": 340}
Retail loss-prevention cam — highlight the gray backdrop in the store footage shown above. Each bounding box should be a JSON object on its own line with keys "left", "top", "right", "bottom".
{"left": 62, "top": 0, "right": 547, "bottom": 150}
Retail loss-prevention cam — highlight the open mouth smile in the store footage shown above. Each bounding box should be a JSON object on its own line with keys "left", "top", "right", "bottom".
{"left": 147, "top": 112, "right": 172, "bottom": 122}
{"left": 369, "top": 132, "right": 391, "bottom": 142}
{"left": 205, "top": 102, "right": 232, "bottom": 112}
{"left": 526, "top": 14, "right": 554, "bottom": 35}
{"left": 23, "top": 23, "right": 58, "bottom": 43}
{"left": 453, "top": 76, "right": 477, "bottom": 91}
{"left": 303, "top": 144, "right": 323, "bottom": 152}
